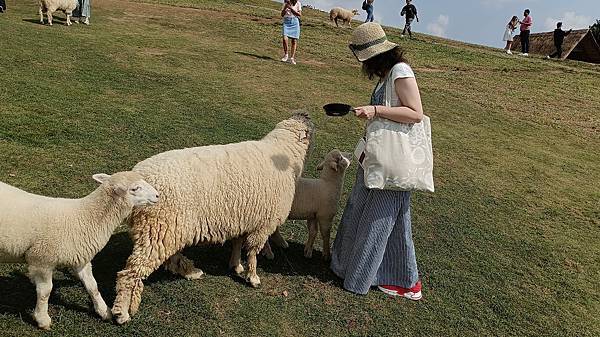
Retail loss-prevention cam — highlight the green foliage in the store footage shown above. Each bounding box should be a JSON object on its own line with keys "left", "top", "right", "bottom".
{"left": 0, "top": 1, "right": 599, "bottom": 336}
{"left": 590, "top": 19, "right": 600, "bottom": 43}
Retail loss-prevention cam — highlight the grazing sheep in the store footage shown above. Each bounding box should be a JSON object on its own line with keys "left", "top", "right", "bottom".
{"left": 329, "top": 7, "right": 359, "bottom": 27}
{"left": 261, "top": 150, "right": 351, "bottom": 261}
{"left": 39, "top": 0, "right": 77, "bottom": 26}
{"left": 0, "top": 172, "right": 159, "bottom": 329}
{"left": 111, "top": 111, "right": 314, "bottom": 325}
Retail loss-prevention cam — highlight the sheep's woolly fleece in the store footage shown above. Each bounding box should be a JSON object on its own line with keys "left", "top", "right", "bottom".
{"left": 111, "top": 111, "right": 314, "bottom": 324}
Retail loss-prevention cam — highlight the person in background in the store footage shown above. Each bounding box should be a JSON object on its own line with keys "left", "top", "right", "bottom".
{"left": 364, "top": 0, "right": 374, "bottom": 23}
{"left": 331, "top": 22, "right": 425, "bottom": 300}
{"left": 503, "top": 16, "right": 519, "bottom": 54}
{"left": 547, "top": 22, "right": 572, "bottom": 59}
{"left": 0, "top": 0, "right": 6, "bottom": 13}
{"left": 519, "top": 9, "right": 532, "bottom": 56}
{"left": 400, "top": 0, "right": 419, "bottom": 38}
{"left": 73, "top": 0, "right": 91, "bottom": 25}
{"left": 281, "top": 0, "right": 302, "bottom": 65}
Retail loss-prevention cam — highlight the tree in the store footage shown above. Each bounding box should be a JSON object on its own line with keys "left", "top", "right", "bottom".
{"left": 591, "top": 19, "right": 600, "bottom": 43}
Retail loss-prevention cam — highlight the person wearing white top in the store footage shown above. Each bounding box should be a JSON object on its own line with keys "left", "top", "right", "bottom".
{"left": 280, "top": 0, "right": 302, "bottom": 65}
{"left": 503, "top": 16, "right": 519, "bottom": 54}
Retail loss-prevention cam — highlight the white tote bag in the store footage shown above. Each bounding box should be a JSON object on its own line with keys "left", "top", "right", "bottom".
{"left": 358, "top": 72, "right": 434, "bottom": 192}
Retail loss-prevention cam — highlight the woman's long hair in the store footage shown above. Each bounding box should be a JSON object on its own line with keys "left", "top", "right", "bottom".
{"left": 362, "top": 46, "right": 407, "bottom": 80}
{"left": 508, "top": 16, "right": 519, "bottom": 29}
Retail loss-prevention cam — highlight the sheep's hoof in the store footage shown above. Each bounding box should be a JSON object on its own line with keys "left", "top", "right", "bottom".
{"left": 304, "top": 247, "right": 313, "bottom": 259}
{"left": 97, "top": 306, "right": 112, "bottom": 321}
{"left": 34, "top": 313, "right": 52, "bottom": 330}
{"left": 184, "top": 268, "right": 204, "bottom": 280}
{"left": 247, "top": 274, "right": 261, "bottom": 288}
{"left": 114, "top": 312, "right": 130, "bottom": 325}
{"left": 232, "top": 264, "right": 245, "bottom": 276}
{"left": 112, "top": 307, "right": 130, "bottom": 325}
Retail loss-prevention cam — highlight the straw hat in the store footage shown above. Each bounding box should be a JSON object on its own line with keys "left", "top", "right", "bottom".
{"left": 349, "top": 23, "right": 398, "bottom": 62}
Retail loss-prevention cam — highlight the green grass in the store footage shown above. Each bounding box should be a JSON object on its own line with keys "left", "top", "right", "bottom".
{"left": 1, "top": 0, "right": 599, "bottom": 336}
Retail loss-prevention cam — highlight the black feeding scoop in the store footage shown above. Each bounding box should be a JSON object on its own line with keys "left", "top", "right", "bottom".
{"left": 323, "top": 103, "right": 355, "bottom": 117}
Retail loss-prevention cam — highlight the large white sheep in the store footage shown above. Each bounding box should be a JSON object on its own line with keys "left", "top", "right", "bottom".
{"left": 0, "top": 172, "right": 158, "bottom": 329}
{"left": 329, "top": 7, "right": 359, "bottom": 27}
{"left": 111, "top": 111, "right": 314, "bottom": 324}
{"left": 260, "top": 150, "right": 351, "bottom": 261}
{"left": 39, "top": 0, "right": 77, "bottom": 26}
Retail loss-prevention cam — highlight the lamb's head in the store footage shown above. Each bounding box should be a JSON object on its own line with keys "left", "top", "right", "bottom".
{"left": 92, "top": 171, "right": 159, "bottom": 207}
{"left": 316, "top": 149, "right": 351, "bottom": 173}
{"left": 352, "top": 9, "right": 359, "bottom": 16}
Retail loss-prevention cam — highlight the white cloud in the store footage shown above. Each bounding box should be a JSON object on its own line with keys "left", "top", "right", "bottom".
{"left": 544, "top": 12, "right": 592, "bottom": 31}
{"left": 427, "top": 15, "right": 449, "bottom": 37}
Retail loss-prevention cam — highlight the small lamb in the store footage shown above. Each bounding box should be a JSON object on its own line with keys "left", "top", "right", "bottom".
{"left": 39, "top": 0, "right": 77, "bottom": 26}
{"left": 263, "top": 150, "right": 351, "bottom": 261}
{"left": 329, "top": 7, "right": 359, "bottom": 27}
{"left": 0, "top": 172, "right": 158, "bottom": 329}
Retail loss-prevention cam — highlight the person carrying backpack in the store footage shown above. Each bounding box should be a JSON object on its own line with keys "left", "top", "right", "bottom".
{"left": 400, "top": 0, "right": 419, "bottom": 38}
{"left": 363, "top": 0, "right": 374, "bottom": 23}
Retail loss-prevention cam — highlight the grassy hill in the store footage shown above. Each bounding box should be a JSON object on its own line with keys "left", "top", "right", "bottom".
{"left": 0, "top": 0, "right": 599, "bottom": 336}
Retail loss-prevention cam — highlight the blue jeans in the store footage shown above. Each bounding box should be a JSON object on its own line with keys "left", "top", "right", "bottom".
{"left": 365, "top": 5, "right": 374, "bottom": 22}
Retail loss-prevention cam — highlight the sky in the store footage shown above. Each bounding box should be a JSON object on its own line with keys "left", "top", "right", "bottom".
{"left": 299, "top": 0, "right": 599, "bottom": 47}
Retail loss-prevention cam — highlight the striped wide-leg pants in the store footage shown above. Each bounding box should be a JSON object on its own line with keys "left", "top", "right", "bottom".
{"left": 330, "top": 167, "right": 419, "bottom": 295}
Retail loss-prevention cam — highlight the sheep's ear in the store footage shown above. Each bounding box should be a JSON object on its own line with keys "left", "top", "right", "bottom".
{"left": 92, "top": 173, "right": 111, "bottom": 184}
{"left": 316, "top": 161, "right": 324, "bottom": 171}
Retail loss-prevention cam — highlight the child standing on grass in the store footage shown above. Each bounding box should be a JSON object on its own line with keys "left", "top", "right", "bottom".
{"left": 331, "top": 23, "right": 425, "bottom": 300}
{"left": 503, "top": 16, "right": 519, "bottom": 54}
{"left": 400, "top": 0, "right": 419, "bottom": 38}
{"left": 281, "top": 0, "right": 302, "bottom": 65}
{"left": 547, "top": 22, "right": 572, "bottom": 59}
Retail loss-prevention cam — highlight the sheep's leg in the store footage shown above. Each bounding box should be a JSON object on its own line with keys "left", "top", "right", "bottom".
{"left": 334, "top": 18, "right": 339, "bottom": 27}
{"left": 39, "top": 7, "right": 45, "bottom": 24}
{"left": 46, "top": 10, "right": 53, "bottom": 26}
{"left": 260, "top": 240, "right": 275, "bottom": 260}
{"left": 65, "top": 11, "right": 72, "bottom": 26}
{"left": 73, "top": 262, "right": 111, "bottom": 320}
{"left": 319, "top": 217, "right": 333, "bottom": 261}
{"left": 164, "top": 252, "right": 204, "bottom": 280}
{"left": 304, "top": 219, "right": 318, "bottom": 258}
{"left": 112, "top": 248, "right": 173, "bottom": 324}
{"left": 229, "top": 236, "right": 245, "bottom": 275}
{"left": 28, "top": 265, "right": 53, "bottom": 330}
{"left": 269, "top": 228, "right": 289, "bottom": 248}
{"left": 245, "top": 232, "right": 269, "bottom": 287}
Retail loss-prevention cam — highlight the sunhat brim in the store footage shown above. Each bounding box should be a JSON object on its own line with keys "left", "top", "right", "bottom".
{"left": 349, "top": 39, "right": 398, "bottom": 62}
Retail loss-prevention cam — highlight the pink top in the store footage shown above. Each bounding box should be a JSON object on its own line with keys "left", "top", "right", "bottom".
{"left": 520, "top": 16, "right": 532, "bottom": 31}
{"left": 283, "top": 1, "right": 302, "bottom": 18}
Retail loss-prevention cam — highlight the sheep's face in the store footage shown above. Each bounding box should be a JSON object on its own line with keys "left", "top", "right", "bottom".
{"left": 352, "top": 9, "right": 359, "bottom": 15}
{"left": 93, "top": 172, "right": 159, "bottom": 207}
{"left": 316, "top": 149, "right": 351, "bottom": 172}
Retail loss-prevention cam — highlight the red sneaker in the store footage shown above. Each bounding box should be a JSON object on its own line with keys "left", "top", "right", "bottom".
{"left": 378, "top": 281, "right": 422, "bottom": 300}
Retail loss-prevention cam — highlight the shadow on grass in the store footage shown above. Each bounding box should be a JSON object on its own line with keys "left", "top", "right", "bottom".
{"left": 234, "top": 51, "right": 276, "bottom": 61}
{"left": 22, "top": 17, "right": 68, "bottom": 25}
{"left": 0, "top": 231, "right": 341, "bottom": 326}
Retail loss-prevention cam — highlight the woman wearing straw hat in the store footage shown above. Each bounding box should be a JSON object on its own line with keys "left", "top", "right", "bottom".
{"left": 330, "top": 23, "right": 424, "bottom": 300}
{"left": 280, "top": 0, "right": 302, "bottom": 65}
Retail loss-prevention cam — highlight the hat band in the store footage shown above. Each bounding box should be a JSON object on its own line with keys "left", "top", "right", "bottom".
{"left": 350, "top": 37, "right": 388, "bottom": 52}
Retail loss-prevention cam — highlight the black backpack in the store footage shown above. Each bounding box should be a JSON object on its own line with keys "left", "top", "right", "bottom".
{"left": 362, "top": 1, "right": 368, "bottom": 10}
